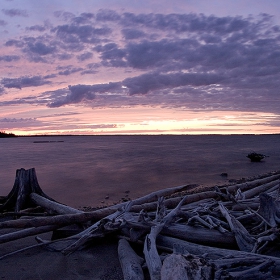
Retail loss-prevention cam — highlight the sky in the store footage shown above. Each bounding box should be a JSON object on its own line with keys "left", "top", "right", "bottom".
{"left": 1, "top": 0, "right": 280, "bottom": 135}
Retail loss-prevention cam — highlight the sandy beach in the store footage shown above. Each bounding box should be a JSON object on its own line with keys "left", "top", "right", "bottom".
{"left": 0, "top": 232, "right": 124, "bottom": 280}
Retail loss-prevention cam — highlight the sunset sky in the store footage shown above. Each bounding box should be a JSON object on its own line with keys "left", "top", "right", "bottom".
{"left": 1, "top": 0, "right": 280, "bottom": 135}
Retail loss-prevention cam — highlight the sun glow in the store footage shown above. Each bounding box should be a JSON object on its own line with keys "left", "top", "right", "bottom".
{"left": 2, "top": 106, "right": 279, "bottom": 136}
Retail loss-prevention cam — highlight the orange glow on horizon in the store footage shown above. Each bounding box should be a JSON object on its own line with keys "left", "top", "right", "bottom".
{"left": 3, "top": 106, "right": 279, "bottom": 136}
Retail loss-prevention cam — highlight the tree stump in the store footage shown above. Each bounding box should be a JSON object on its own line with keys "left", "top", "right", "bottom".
{"left": 0, "top": 168, "right": 55, "bottom": 212}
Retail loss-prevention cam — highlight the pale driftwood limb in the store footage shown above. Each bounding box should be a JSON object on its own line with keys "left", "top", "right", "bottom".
{"left": 242, "top": 180, "right": 280, "bottom": 199}
{"left": 213, "top": 256, "right": 264, "bottom": 269}
{"left": 187, "top": 215, "right": 214, "bottom": 229}
{"left": 215, "top": 186, "right": 237, "bottom": 202}
{"left": 0, "top": 210, "right": 111, "bottom": 229}
{"left": 265, "top": 183, "right": 280, "bottom": 197}
{"left": 0, "top": 225, "right": 59, "bottom": 244}
{"left": 116, "top": 183, "right": 198, "bottom": 211}
{"left": 130, "top": 191, "right": 219, "bottom": 213}
{"left": 252, "top": 232, "right": 279, "bottom": 254}
{"left": 232, "top": 202, "right": 260, "bottom": 211}
{"left": 219, "top": 203, "right": 255, "bottom": 252}
{"left": 30, "top": 193, "right": 83, "bottom": 215}
{"left": 61, "top": 201, "right": 134, "bottom": 255}
{"left": 258, "top": 193, "right": 280, "bottom": 227}
{"left": 121, "top": 218, "right": 236, "bottom": 248}
{"left": 160, "top": 195, "right": 189, "bottom": 225}
{"left": 228, "top": 259, "right": 274, "bottom": 279}
{"left": 143, "top": 225, "right": 163, "bottom": 280}
{"left": 162, "top": 223, "right": 236, "bottom": 248}
{"left": 132, "top": 183, "right": 198, "bottom": 205}
{"left": 235, "top": 188, "right": 245, "bottom": 201}
{"left": 156, "top": 235, "right": 280, "bottom": 269}
{"left": 155, "top": 197, "right": 166, "bottom": 222}
{"left": 118, "top": 239, "right": 144, "bottom": 280}
{"left": 203, "top": 215, "right": 229, "bottom": 233}
{"left": 225, "top": 173, "right": 280, "bottom": 194}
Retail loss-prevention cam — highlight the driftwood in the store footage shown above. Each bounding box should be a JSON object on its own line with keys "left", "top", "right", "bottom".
{"left": 30, "top": 193, "right": 83, "bottom": 214}
{"left": 161, "top": 253, "right": 213, "bottom": 280}
{"left": 1, "top": 168, "right": 280, "bottom": 279}
{"left": 0, "top": 168, "right": 55, "bottom": 212}
{"left": 118, "top": 238, "right": 145, "bottom": 280}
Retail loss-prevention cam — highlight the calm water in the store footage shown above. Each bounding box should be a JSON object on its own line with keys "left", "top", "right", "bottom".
{"left": 0, "top": 135, "right": 279, "bottom": 208}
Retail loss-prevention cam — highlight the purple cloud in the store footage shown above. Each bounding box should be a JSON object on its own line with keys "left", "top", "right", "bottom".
{"left": 0, "top": 86, "right": 5, "bottom": 95}
{"left": 2, "top": 8, "right": 28, "bottom": 17}
{"left": 96, "top": 9, "right": 121, "bottom": 22}
{"left": 1, "top": 76, "right": 52, "bottom": 89}
{"left": 25, "top": 40, "right": 56, "bottom": 55}
{"left": 0, "top": 19, "right": 7, "bottom": 26}
{"left": 5, "top": 39, "right": 24, "bottom": 47}
{"left": 57, "top": 65, "right": 83, "bottom": 76}
{"left": 123, "top": 72, "right": 224, "bottom": 95}
{"left": 48, "top": 83, "right": 121, "bottom": 107}
{"left": 0, "top": 55, "right": 20, "bottom": 62}
{"left": 53, "top": 24, "right": 111, "bottom": 44}
{"left": 26, "top": 25, "right": 47, "bottom": 32}
{"left": 122, "top": 28, "right": 146, "bottom": 40}
{"left": 76, "top": 52, "right": 93, "bottom": 61}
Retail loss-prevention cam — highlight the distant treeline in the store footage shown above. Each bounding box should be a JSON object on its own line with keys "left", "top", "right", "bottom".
{"left": 0, "top": 131, "right": 16, "bottom": 138}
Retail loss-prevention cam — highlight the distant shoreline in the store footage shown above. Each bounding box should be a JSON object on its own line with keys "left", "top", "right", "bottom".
{"left": 7, "top": 133, "right": 280, "bottom": 137}
{"left": 0, "top": 132, "right": 16, "bottom": 138}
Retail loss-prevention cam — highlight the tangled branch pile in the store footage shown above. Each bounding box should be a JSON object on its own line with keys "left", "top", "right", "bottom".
{"left": 1, "top": 168, "right": 280, "bottom": 279}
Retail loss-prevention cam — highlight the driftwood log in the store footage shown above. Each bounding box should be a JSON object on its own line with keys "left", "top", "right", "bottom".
{"left": 1, "top": 168, "right": 280, "bottom": 279}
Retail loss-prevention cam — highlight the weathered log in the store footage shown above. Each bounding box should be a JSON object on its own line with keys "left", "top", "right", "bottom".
{"left": 0, "top": 210, "right": 113, "bottom": 229}
{"left": 161, "top": 253, "right": 189, "bottom": 280}
{"left": 130, "top": 191, "right": 219, "bottom": 213}
{"left": 242, "top": 180, "right": 279, "bottom": 199}
{"left": 161, "top": 253, "right": 213, "bottom": 280}
{"left": 118, "top": 239, "right": 144, "bottom": 280}
{"left": 156, "top": 235, "right": 280, "bottom": 269}
{"left": 0, "top": 168, "right": 56, "bottom": 212}
{"left": 219, "top": 203, "right": 255, "bottom": 252}
{"left": 232, "top": 202, "right": 260, "bottom": 211}
{"left": 121, "top": 219, "right": 236, "bottom": 248}
{"left": 61, "top": 201, "right": 135, "bottom": 255}
{"left": 143, "top": 195, "right": 213, "bottom": 280}
{"left": 30, "top": 193, "right": 83, "bottom": 215}
{"left": 162, "top": 223, "right": 236, "bottom": 248}
{"left": 143, "top": 225, "right": 163, "bottom": 280}
{"left": 228, "top": 259, "right": 274, "bottom": 279}
{"left": 257, "top": 193, "right": 280, "bottom": 227}
{"left": 112, "top": 183, "right": 198, "bottom": 211}
{"left": 224, "top": 173, "right": 280, "bottom": 194}
{"left": 0, "top": 225, "right": 59, "bottom": 244}
{"left": 213, "top": 256, "right": 264, "bottom": 269}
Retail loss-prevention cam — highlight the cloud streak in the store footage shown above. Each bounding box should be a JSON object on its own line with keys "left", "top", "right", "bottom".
{"left": 1, "top": 76, "right": 52, "bottom": 89}
{"left": 2, "top": 8, "right": 28, "bottom": 17}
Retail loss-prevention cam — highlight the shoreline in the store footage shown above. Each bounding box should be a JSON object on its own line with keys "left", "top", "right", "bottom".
{"left": 78, "top": 169, "right": 280, "bottom": 211}
{"left": 0, "top": 169, "right": 280, "bottom": 279}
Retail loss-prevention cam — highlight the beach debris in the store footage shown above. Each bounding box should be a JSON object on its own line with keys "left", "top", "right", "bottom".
{"left": 247, "top": 152, "right": 268, "bottom": 162}
{"left": 118, "top": 238, "right": 145, "bottom": 280}
{"left": 0, "top": 168, "right": 58, "bottom": 213}
{"left": 1, "top": 168, "right": 280, "bottom": 279}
